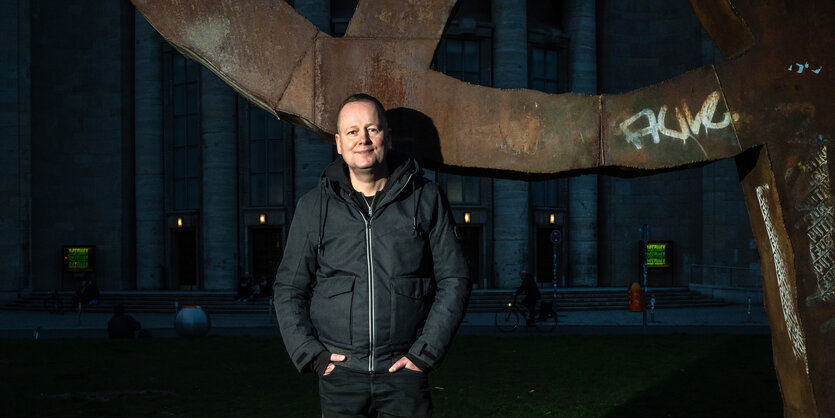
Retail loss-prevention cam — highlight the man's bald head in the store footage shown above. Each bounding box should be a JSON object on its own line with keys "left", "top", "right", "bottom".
{"left": 336, "top": 93, "right": 388, "bottom": 133}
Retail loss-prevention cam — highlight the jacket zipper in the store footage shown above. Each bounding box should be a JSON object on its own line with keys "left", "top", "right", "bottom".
{"left": 364, "top": 217, "right": 374, "bottom": 371}
{"left": 366, "top": 173, "right": 413, "bottom": 371}
{"left": 349, "top": 172, "right": 415, "bottom": 372}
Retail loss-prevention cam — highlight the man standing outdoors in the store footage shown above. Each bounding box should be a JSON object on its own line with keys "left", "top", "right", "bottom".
{"left": 274, "top": 93, "right": 470, "bottom": 417}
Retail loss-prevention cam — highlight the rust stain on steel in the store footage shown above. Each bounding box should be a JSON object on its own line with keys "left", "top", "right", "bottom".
{"left": 345, "top": 0, "right": 456, "bottom": 42}
{"left": 132, "top": 0, "right": 835, "bottom": 414}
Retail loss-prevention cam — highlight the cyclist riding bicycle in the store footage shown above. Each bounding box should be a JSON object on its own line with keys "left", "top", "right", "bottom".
{"left": 514, "top": 270, "right": 540, "bottom": 327}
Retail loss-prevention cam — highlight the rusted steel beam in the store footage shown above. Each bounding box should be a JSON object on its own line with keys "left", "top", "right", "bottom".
{"left": 132, "top": 0, "right": 835, "bottom": 415}
{"left": 711, "top": 2, "right": 834, "bottom": 416}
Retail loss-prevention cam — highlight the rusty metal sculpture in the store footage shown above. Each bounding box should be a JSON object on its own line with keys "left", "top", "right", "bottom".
{"left": 131, "top": 0, "right": 834, "bottom": 415}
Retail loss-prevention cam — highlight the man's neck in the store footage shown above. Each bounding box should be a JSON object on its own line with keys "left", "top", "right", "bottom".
{"left": 349, "top": 164, "right": 389, "bottom": 196}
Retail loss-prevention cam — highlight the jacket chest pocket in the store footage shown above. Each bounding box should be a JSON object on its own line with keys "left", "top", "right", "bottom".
{"left": 310, "top": 277, "right": 355, "bottom": 347}
{"left": 390, "top": 277, "right": 433, "bottom": 345}
{"left": 378, "top": 225, "right": 427, "bottom": 271}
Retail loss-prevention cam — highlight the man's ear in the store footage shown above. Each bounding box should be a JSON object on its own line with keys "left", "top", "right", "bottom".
{"left": 335, "top": 134, "right": 343, "bottom": 155}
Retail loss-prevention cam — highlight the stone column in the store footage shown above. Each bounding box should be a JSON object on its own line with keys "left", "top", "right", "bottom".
{"left": 134, "top": 11, "right": 164, "bottom": 289}
{"left": 491, "top": 0, "right": 529, "bottom": 288}
{"left": 293, "top": 0, "right": 333, "bottom": 204}
{"left": 565, "top": 0, "right": 598, "bottom": 287}
{"left": 201, "top": 68, "right": 238, "bottom": 290}
{"left": 0, "top": 0, "right": 30, "bottom": 294}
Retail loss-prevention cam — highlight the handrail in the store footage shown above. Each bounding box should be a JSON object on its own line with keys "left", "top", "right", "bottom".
{"left": 687, "top": 264, "right": 762, "bottom": 288}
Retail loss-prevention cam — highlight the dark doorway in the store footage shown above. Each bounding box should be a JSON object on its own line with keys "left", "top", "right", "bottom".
{"left": 458, "top": 225, "right": 482, "bottom": 287}
{"left": 173, "top": 229, "right": 197, "bottom": 288}
{"left": 251, "top": 227, "right": 283, "bottom": 285}
{"left": 536, "top": 226, "right": 564, "bottom": 287}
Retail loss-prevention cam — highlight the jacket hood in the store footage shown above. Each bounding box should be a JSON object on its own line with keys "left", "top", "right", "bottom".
{"left": 314, "top": 152, "right": 425, "bottom": 263}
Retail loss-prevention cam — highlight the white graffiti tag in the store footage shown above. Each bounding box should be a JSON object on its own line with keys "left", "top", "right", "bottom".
{"left": 786, "top": 147, "right": 835, "bottom": 305}
{"left": 757, "top": 183, "right": 809, "bottom": 371}
{"left": 620, "top": 91, "right": 739, "bottom": 156}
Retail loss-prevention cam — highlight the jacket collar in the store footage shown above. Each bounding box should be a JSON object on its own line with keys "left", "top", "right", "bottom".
{"left": 322, "top": 152, "right": 419, "bottom": 199}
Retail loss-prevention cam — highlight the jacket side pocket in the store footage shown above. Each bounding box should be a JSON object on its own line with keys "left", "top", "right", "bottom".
{"left": 310, "top": 276, "right": 355, "bottom": 347}
{"left": 390, "top": 277, "right": 433, "bottom": 344}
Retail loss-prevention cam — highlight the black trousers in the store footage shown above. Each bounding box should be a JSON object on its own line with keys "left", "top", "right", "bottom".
{"left": 318, "top": 366, "right": 432, "bottom": 417}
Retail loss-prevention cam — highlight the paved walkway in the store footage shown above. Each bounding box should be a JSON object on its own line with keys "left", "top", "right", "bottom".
{"left": 0, "top": 303, "right": 769, "bottom": 339}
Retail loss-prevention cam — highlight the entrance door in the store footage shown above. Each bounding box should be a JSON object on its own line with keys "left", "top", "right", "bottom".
{"left": 536, "top": 226, "right": 564, "bottom": 287}
{"left": 251, "top": 227, "right": 283, "bottom": 285}
{"left": 458, "top": 225, "right": 482, "bottom": 287}
{"left": 173, "top": 229, "right": 197, "bottom": 289}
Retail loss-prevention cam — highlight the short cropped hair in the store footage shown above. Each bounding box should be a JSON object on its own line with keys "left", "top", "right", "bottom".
{"left": 336, "top": 93, "right": 388, "bottom": 132}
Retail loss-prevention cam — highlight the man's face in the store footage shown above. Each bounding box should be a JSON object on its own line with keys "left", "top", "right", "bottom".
{"left": 335, "top": 100, "right": 391, "bottom": 173}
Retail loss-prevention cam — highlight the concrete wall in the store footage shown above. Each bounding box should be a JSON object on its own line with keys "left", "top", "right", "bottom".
{"left": 700, "top": 158, "right": 761, "bottom": 286}
{"left": 599, "top": 170, "right": 704, "bottom": 287}
{"left": 30, "top": 0, "right": 133, "bottom": 291}
{"left": 598, "top": 0, "right": 703, "bottom": 94}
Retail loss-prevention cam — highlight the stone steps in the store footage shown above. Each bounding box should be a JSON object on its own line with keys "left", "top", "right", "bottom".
{"left": 2, "top": 287, "right": 727, "bottom": 315}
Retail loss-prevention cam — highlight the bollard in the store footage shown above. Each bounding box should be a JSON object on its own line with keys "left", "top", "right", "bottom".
{"left": 34, "top": 326, "right": 40, "bottom": 341}
{"left": 76, "top": 301, "right": 83, "bottom": 326}
{"left": 650, "top": 296, "right": 656, "bottom": 323}
{"left": 745, "top": 296, "right": 752, "bottom": 323}
{"left": 267, "top": 296, "right": 275, "bottom": 323}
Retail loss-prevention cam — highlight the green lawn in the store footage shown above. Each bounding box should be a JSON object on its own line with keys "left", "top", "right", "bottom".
{"left": 0, "top": 334, "right": 780, "bottom": 417}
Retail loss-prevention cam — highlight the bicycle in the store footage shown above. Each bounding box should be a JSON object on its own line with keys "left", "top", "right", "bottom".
{"left": 494, "top": 295, "right": 557, "bottom": 332}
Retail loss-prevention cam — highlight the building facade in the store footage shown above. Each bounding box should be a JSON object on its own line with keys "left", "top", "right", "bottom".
{"left": 0, "top": 0, "right": 760, "bottom": 296}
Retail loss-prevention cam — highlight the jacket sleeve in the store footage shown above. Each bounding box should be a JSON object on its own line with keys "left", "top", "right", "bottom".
{"left": 408, "top": 184, "right": 471, "bottom": 370}
{"left": 273, "top": 192, "right": 327, "bottom": 373}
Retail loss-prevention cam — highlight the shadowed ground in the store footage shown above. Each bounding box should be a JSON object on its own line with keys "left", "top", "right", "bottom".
{"left": 0, "top": 334, "right": 778, "bottom": 417}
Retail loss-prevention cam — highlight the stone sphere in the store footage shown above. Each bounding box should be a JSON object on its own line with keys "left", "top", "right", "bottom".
{"left": 175, "top": 306, "right": 211, "bottom": 337}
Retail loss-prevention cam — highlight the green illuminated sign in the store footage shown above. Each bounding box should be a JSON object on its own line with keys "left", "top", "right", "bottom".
{"left": 63, "top": 246, "right": 95, "bottom": 272}
{"left": 646, "top": 242, "right": 671, "bottom": 268}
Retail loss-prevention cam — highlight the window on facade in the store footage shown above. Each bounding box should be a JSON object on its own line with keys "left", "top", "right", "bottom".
{"left": 530, "top": 46, "right": 559, "bottom": 93}
{"left": 443, "top": 38, "right": 481, "bottom": 84}
{"left": 532, "top": 179, "right": 559, "bottom": 207}
{"left": 172, "top": 54, "right": 201, "bottom": 210}
{"left": 249, "top": 105, "right": 286, "bottom": 207}
{"left": 446, "top": 174, "right": 481, "bottom": 204}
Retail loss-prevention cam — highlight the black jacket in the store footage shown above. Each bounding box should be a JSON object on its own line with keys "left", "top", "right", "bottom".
{"left": 274, "top": 154, "right": 470, "bottom": 373}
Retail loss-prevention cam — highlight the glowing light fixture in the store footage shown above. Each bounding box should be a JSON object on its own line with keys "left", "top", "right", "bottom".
{"left": 464, "top": 212, "right": 471, "bottom": 223}
{"left": 177, "top": 217, "right": 183, "bottom": 228}
{"left": 549, "top": 213, "right": 555, "bottom": 224}
{"left": 259, "top": 213, "right": 267, "bottom": 225}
